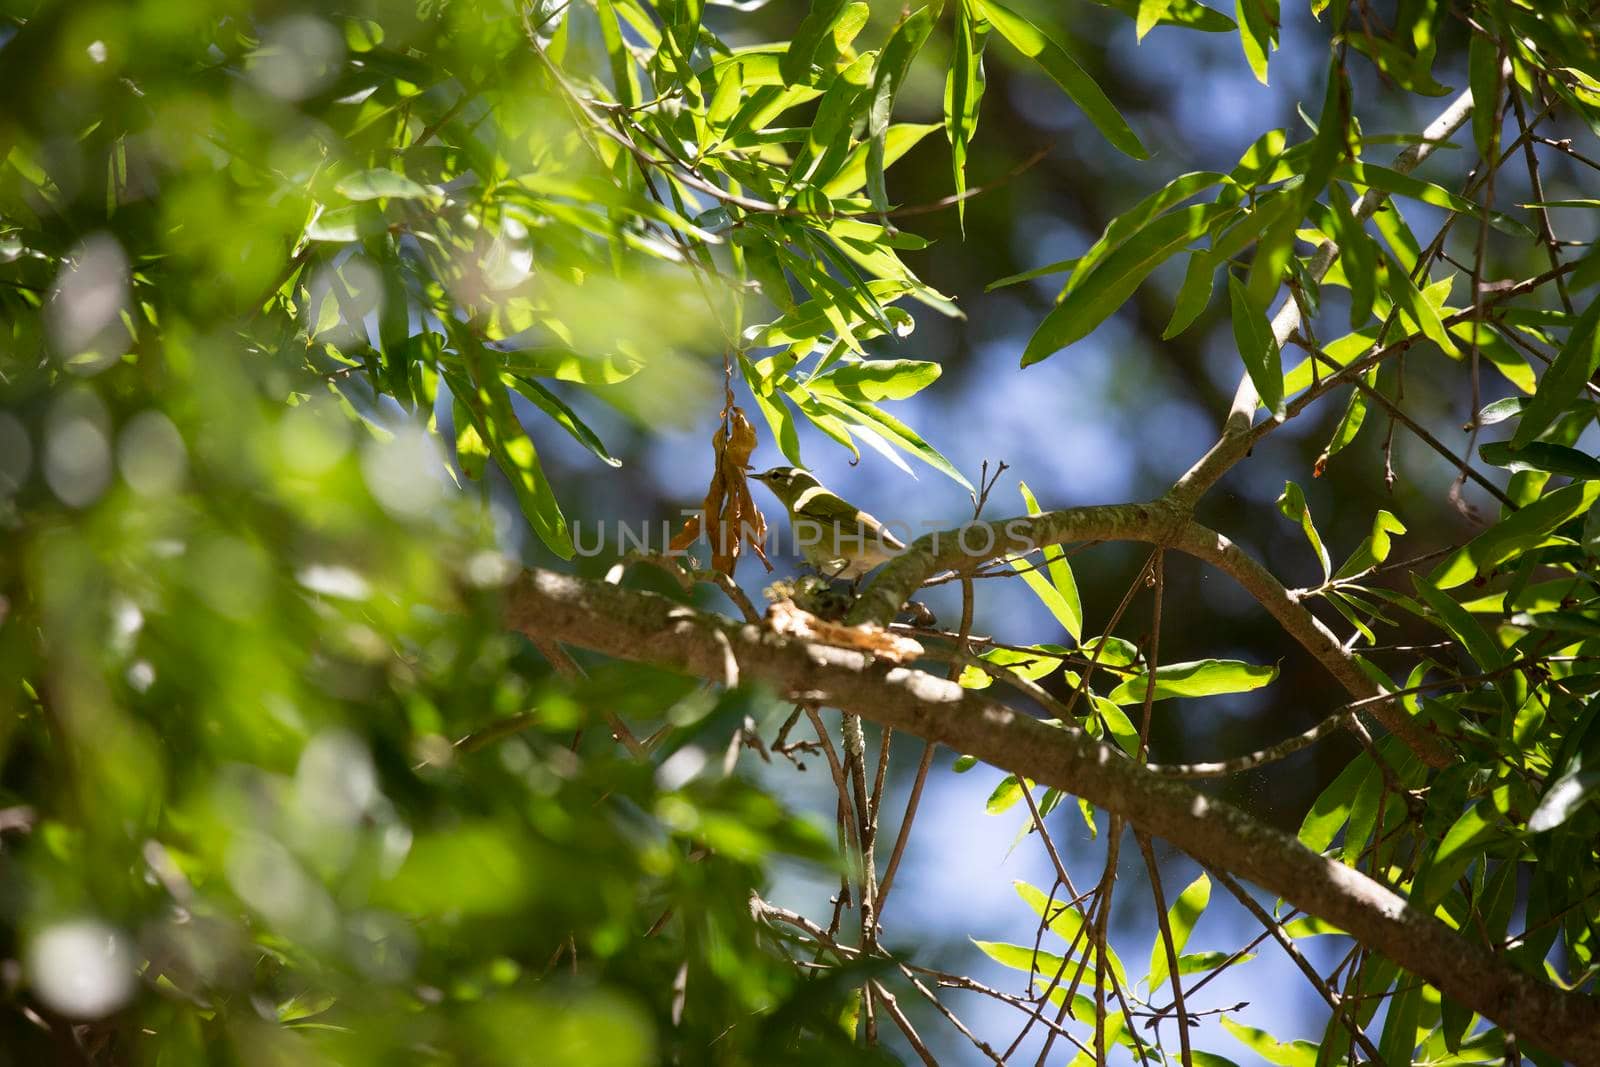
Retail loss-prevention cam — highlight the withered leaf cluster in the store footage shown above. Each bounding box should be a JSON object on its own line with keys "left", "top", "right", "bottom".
{"left": 671, "top": 406, "right": 771, "bottom": 577}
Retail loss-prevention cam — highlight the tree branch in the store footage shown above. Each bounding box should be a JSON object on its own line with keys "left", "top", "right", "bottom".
{"left": 501, "top": 567, "right": 1599, "bottom": 1064}
{"left": 846, "top": 505, "right": 1454, "bottom": 766}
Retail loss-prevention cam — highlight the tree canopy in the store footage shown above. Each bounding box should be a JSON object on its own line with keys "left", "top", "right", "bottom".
{"left": 2, "top": 0, "right": 1599, "bottom": 1063}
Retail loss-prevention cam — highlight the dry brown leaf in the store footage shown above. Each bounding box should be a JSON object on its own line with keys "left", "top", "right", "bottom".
{"left": 766, "top": 599, "right": 925, "bottom": 665}
{"left": 671, "top": 406, "right": 771, "bottom": 577}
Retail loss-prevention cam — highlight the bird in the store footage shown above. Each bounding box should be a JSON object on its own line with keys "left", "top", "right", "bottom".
{"left": 749, "top": 466, "right": 907, "bottom": 580}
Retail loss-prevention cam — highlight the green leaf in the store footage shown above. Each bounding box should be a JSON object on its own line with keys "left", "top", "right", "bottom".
{"left": 1013, "top": 481, "right": 1083, "bottom": 641}
{"left": 1229, "top": 274, "right": 1284, "bottom": 419}
{"left": 820, "top": 122, "right": 942, "bottom": 198}
{"left": 959, "top": 645, "right": 1068, "bottom": 690}
{"left": 446, "top": 346, "right": 574, "bottom": 559}
{"left": 1468, "top": 32, "right": 1501, "bottom": 157}
{"left": 1024, "top": 203, "right": 1231, "bottom": 363}
{"left": 1275, "top": 481, "right": 1329, "bottom": 580}
{"left": 811, "top": 394, "right": 974, "bottom": 491}
{"left": 1014, "top": 880, "right": 1087, "bottom": 943}
{"left": 987, "top": 257, "right": 1080, "bottom": 291}
{"left": 1219, "top": 1017, "right": 1317, "bottom": 1066}
{"left": 1510, "top": 293, "right": 1600, "bottom": 448}
{"left": 493, "top": 347, "right": 641, "bottom": 385}
{"left": 335, "top": 169, "right": 433, "bottom": 201}
{"left": 1012, "top": 882, "right": 1132, "bottom": 989}
{"left": 745, "top": 381, "right": 804, "bottom": 468}
{"left": 1108, "top": 659, "right": 1278, "bottom": 704}
{"left": 1136, "top": 0, "right": 1174, "bottom": 40}
{"left": 1325, "top": 181, "right": 1375, "bottom": 328}
{"left": 1314, "top": 385, "right": 1367, "bottom": 475}
{"left": 1298, "top": 57, "right": 1348, "bottom": 217}
{"left": 507, "top": 376, "right": 621, "bottom": 468}
{"left": 1333, "top": 509, "right": 1405, "bottom": 579}
{"left": 978, "top": 0, "right": 1147, "bottom": 159}
{"left": 783, "top": 0, "right": 850, "bottom": 85}
{"left": 1347, "top": 27, "right": 1449, "bottom": 95}
{"left": 1088, "top": 0, "right": 1236, "bottom": 32}
{"left": 946, "top": 1, "right": 989, "bottom": 231}
{"left": 1418, "top": 800, "right": 1501, "bottom": 907}
{"left": 1067, "top": 172, "right": 1226, "bottom": 295}
{"left": 1479, "top": 441, "right": 1600, "bottom": 480}
{"left": 1176, "top": 950, "right": 1251, "bottom": 976}
{"left": 1148, "top": 872, "right": 1209, "bottom": 992}
{"left": 866, "top": 6, "right": 936, "bottom": 215}
{"left": 1377, "top": 978, "right": 1422, "bottom": 1066}
{"left": 808, "top": 359, "right": 941, "bottom": 401}
{"left": 1528, "top": 745, "right": 1600, "bottom": 833}
{"left": 1337, "top": 162, "right": 1531, "bottom": 236}
{"left": 1381, "top": 251, "right": 1459, "bottom": 356}
{"left": 1413, "top": 576, "right": 1504, "bottom": 674}
{"left": 1430, "top": 480, "right": 1600, "bottom": 589}
{"left": 985, "top": 773, "right": 1028, "bottom": 814}
{"left": 1234, "top": 0, "right": 1277, "bottom": 85}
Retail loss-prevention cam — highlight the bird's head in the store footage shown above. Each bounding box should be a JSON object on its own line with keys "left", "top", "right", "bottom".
{"left": 749, "top": 466, "right": 820, "bottom": 507}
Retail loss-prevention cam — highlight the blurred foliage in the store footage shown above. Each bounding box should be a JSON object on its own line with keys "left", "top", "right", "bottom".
{"left": 1, "top": 0, "right": 1599, "bottom": 1063}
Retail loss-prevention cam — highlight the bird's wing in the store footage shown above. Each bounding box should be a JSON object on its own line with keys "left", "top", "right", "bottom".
{"left": 794, "top": 490, "right": 904, "bottom": 547}
{"left": 855, "top": 507, "right": 906, "bottom": 549}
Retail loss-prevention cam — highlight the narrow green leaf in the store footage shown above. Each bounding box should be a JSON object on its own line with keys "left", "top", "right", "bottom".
{"left": 1510, "top": 294, "right": 1600, "bottom": 448}
{"left": 1325, "top": 182, "right": 1375, "bottom": 328}
{"left": 866, "top": 6, "right": 936, "bottom": 215}
{"left": 1228, "top": 274, "right": 1284, "bottom": 418}
{"left": 979, "top": 0, "right": 1147, "bottom": 159}
{"left": 1299, "top": 58, "right": 1348, "bottom": 216}
{"left": 1480, "top": 441, "right": 1600, "bottom": 480}
{"left": 1017, "top": 481, "right": 1082, "bottom": 640}
{"left": 1418, "top": 800, "right": 1501, "bottom": 906}
{"left": 1012, "top": 882, "right": 1131, "bottom": 989}
{"left": 1234, "top": 0, "right": 1277, "bottom": 85}
{"left": 336, "top": 169, "right": 433, "bottom": 201}
{"left": 1088, "top": 0, "right": 1236, "bottom": 32}
{"left": 1135, "top": 0, "right": 1175, "bottom": 39}
{"left": 1468, "top": 32, "right": 1500, "bottom": 157}
{"left": 783, "top": 0, "right": 850, "bottom": 85}
{"left": 1148, "top": 873, "right": 1209, "bottom": 992}
{"left": 986, "top": 773, "right": 1028, "bottom": 814}
{"left": 1276, "top": 481, "right": 1329, "bottom": 580}
{"left": 808, "top": 359, "right": 941, "bottom": 401}
{"left": 1338, "top": 162, "right": 1531, "bottom": 236}
{"left": 1299, "top": 752, "right": 1372, "bottom": 852}
{"left": 1413, "top": 576, "right": 1503, "bottom": 673}
{"left": 1024, "top": 203, "right": 1231, "bottom": 363}
{"left": 1219, "top": 1017, "right": 1317, "bottom": 1066}
{"left": 946, "top": 1, "right": 989, "bottom": 231}
{"left": 1528, "top": 746, "right": 1600, "bottom": 833}
{"left": 812, "top": 394, "right": 974, "bottom": 491}
{"left": 1067, "top": 172, "right": 1226, "bottom": 295}
{"left": 820, "top": 122, "right": 942, "bottom": 198}
{"left": 1381, "top": 251, "right": 1459, "bottom": 356}
{"left": 988, "top": 257, "right": 1080, "bottom": 291}
{"left": 1377, "top": 979, "right": 1422, "bottom": 1066}
{"left": 1314, "top": 384, "right": 1367, "bottom": 475}
{"left": 1108, "top": 659, "right": 1278, "bottom": 704}
{"left": 1430, "top": 480, "right": 1600, "bottom": 589}
{"left": 1333, "top": 509, "right": 1405, "bottom": 579}
{"left": 507, "top": 376, "right": 621, "bottom": 468}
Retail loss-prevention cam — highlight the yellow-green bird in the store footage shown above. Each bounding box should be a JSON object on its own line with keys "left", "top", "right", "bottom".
{"left": 750, "top": 466, "right": 907, "bottom": 580}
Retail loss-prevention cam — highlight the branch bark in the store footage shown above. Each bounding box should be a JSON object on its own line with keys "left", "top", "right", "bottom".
{"left": 846, "top": 504, "right": 1454, "bottom": 767}
{"left": 501, "top": 567, "right": 1600, "bottom": 1065}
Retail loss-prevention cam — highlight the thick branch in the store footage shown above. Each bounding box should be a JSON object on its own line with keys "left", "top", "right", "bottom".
{"left": 847, "top": 505, "right": 1454, "bottom": 766}
{"left": 501, "top": 567, "right": 1599, "bottom": 1064}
